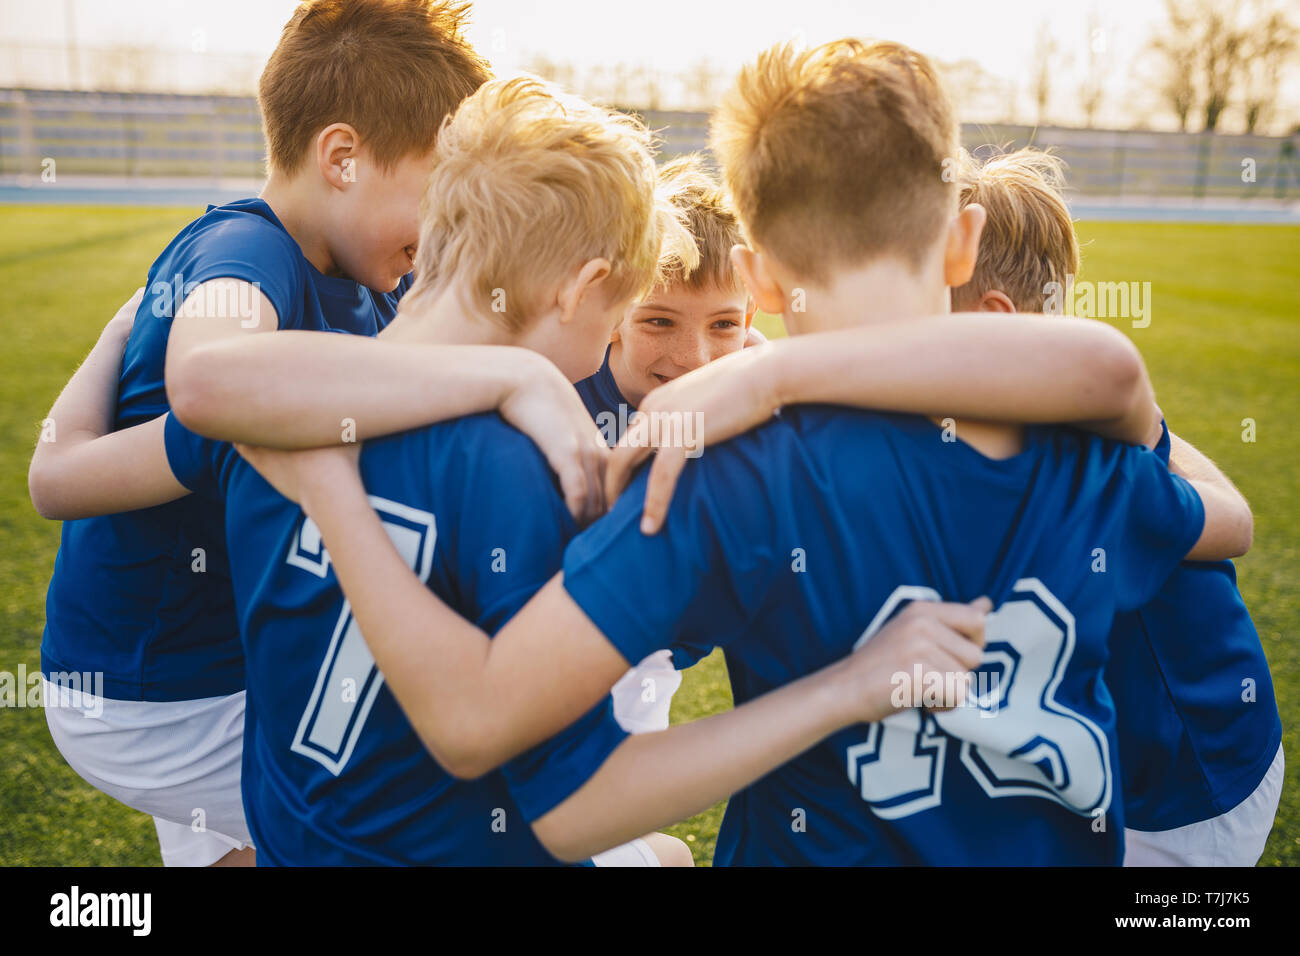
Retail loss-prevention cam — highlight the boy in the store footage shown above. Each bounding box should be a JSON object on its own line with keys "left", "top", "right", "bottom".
{"left": 40, "top": 82, "right": 1178, "bottom": 866}
{"left": 950, "top": 147, "right": 1283, "bottom": 866}
{"left": 26, "top": 0, "right": 619, "bottom": 867}
{"left": 112, "top": 74, "right": 1000, "bottom": 864}
{"left": 578, "top": 154, "right": 754, "bottom": 445}
{"left": 246, "top": 40, "right": 1253, "bottom": 864}
{"left": 581, "top": 154, "right": 754, "bottom": 729}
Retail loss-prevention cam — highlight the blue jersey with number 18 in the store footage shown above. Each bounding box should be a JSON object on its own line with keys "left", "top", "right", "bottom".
{"left": 564, "top": 409, "right": 1204, "bottom": 865}
{"left": 167, "top": 413, "right": 627, "bottom": 865}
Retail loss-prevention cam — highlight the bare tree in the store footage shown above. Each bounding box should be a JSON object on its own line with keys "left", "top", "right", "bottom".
{"left": 1030, "top": 22, "right": 1058, "bottom": 126}
{"left": 683, "top": 58, "right": 717, "bottom": 111}
{"left": 1150, "top": 0, "right": 1250, "bottom": 132}
{"left": 1078, "top": 14, "right": 1106, "bottom": 127}
{"left": 1201, "top": 2, "right": 1247, "bottom": 130}
{"left": 1241, "top": 4, "right": 1299, "bottom": 133}
{"left": 1150, "top": 0, "right": 1199, "bottom": 130}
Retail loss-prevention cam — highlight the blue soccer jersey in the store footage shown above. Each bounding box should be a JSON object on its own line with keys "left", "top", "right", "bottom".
{"left": 1106, "top": 421, "right": 1281, "bottom": 832}
{"left": 574, "top": 347, "right": 712, "bottom": 670}
{"left": 165, "top": 412, "right": 628, "bottom": 865}
{"left": 564, "top": 408, "right": 1205, "bottom": 865}
{"left": 575, "top": 346, "right": 635, "bottom": 447}
{"left": 42, "top": 198, "right": 408, "bottom": 701}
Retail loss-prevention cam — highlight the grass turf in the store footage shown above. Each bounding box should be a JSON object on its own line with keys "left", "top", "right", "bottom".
{"left": 0, "top": 207, "right": 1295, "bottom": 866}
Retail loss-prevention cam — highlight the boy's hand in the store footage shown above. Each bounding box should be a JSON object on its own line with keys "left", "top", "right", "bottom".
{"left": 833, "top": 597, "right": 991, "bottom": 725}
{"left": 235, "top": 443, "right": 361, "bottom": 508}
{"left": 105, "top": 287, "right": 145, "bottom": 344}
{"left": 498, "top": 359, "right": 610, "bottom": 526}
{"left": 606, "top": 342, "right": 779, "bottom": 533}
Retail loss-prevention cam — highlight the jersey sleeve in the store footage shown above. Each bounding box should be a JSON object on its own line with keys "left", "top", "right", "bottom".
{"left": 450, "top": 420, "right": 630, "bottom": 822}
{"left": 1110, "top": 440, "right": 1205, "bottom": 611}
{"left": 563, "top": 446, "right": 775, "bottom": 669}
{"left": 173, "top": 214, "right": 307, "bottom": 331}
{"left": 163, "top": 413, "right": 238, "bottom": 500}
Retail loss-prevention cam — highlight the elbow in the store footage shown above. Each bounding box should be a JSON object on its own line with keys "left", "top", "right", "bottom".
{"left": 1216, "top": 485, "right": 1254, "bottom": 558}
{"left": 420, "top": 729, "right": 497, "bottom": 782}
{"left": 530, "top": 814, "right": 590, "bottom": 864}
{"left": 28, "top": 460, "right": 57, "bottom": 520}
{"left": 165, "top": 347, "right": 220, "bottom": 434}
{"left": 28, "top": 458, "right": 71, "bottom": 521}
{"left": 1097, "top": 328, "right": 1148, "bottom": 420}
{"left": 1229, "top": 505, "right": 1254, "bottom": 558}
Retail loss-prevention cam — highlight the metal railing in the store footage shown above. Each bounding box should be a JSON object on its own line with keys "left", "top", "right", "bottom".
{"left": 3, "top": 89, "right": 1297, "bottom": 199}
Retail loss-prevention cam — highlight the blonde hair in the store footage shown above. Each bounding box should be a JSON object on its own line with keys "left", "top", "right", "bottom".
{"left": 410, "top": 75, "right": 696, "bottom": 329}
{"left": 258, "top": 0, "right": 490, "bottom": 175}
{"left": 653, "top": 154, "right": 745, "bottom": 293}
{"left": 711, "top": 39, "right": 959, "bottom": 285}
{"left": 952, "top": 148, "right": 1080, "bottom": 313}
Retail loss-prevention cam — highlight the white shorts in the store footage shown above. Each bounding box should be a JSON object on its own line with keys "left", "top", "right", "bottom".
{"left": 43, "top": 679, "right": 252, "bottom": 867}
{"left": 1124, "top": 743, "right": 1284, "bottom": 867}
{"left": 610, "top": 649, "right": 683, "bottom": 734}
{"left": 591, "top": 837, "right": 661, "bottom": 867}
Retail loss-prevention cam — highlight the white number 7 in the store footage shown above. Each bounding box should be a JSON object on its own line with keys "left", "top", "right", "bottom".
{"left": 287, "top": 496, "right": 436, "bottom": 776}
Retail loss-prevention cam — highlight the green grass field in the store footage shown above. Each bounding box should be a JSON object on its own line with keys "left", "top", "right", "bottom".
{"left": 1, "top": 206, "right": 1296, "bottom": 866}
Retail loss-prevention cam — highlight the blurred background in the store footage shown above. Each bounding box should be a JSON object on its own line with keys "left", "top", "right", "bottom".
{"left": 2, "top": 0, "right": 1299, "bottom": 216}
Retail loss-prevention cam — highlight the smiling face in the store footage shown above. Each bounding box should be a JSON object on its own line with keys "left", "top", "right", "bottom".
{"left": 326, "top": 147, "right": 434, "bottom": 293}
{"left": 609, "top": 281, "right": 751, "bottom": 407}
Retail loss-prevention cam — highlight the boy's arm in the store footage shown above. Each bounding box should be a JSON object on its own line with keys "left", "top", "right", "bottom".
{"left": 29, "top": 289, "right": 189, "bottom": 519}
{"left": 532, "top": 599, "right": 988, "bottom": 861}
{"left": 255, "top": 444, "right": 626, "bottom": 776}
{"left": 608, "top": 314, "right": 1158, "bottom": 531}
{"left": 1170, "top": 432, "right": 1253, "bottom": 560}
{"left": 166, "top": 280, "right": 607, "bottom": 521}
{"left": 236, "top": 444, "right": 990, "bottom": 781}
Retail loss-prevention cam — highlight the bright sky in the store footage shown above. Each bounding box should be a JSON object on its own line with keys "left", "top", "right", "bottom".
{"left": 1, "top": 0, "right": 1295, "bottom": 132}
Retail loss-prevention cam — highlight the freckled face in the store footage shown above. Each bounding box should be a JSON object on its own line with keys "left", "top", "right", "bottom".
{"left": 611, "top": 283, "right": 750, "bottom": 406}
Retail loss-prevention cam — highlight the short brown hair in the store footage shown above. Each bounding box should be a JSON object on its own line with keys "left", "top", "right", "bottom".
{"left": 711, "top": 39, "right": 958, "bottom": 284}
{"left": 951, "top": 148, "right": 1080, "bottom": 312}
{"left": 258, "top": 0, "right": 490, "bottom": 174}
{"left": 410, "top": 76, "right": 696, "bottom": 330}
{"left": 654, "top": 154, "right": 744, "bottom": 293}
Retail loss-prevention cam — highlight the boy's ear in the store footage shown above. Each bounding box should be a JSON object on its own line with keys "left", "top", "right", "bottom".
{"left": 730, "top": 245, "right": 785, "bottom": 316}
{"left": 977, "top": 289, "right": 1017, "bottom": 313}
{"left": 944, "top": 203, "right": 986, "bottom": 288}
{"left": 557, "top": 258, "right": 612, "bottom": 325}
{"left": 744, "top": 297, "right": 757, "bottom": 329}
{"left": 316, "top": 123, "right": 361, "bottom": 191}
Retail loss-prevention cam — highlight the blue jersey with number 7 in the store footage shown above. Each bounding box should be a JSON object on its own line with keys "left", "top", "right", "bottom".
{"left": 564, "top": 409, "right": 1204, "bottom": 865}
{"left": 166, "top": 413, "right": 628, "bottom": 865}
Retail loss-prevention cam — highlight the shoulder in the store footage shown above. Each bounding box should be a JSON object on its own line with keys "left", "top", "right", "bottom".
{"left": 368, "top": 413, "right": 562, "bottom": 497}
{"left": 1028, "top": 425, "right": 1161, "bottom": 481}
{"left": 693, "top": 404, "right": 910, "bottom": 481}
{"left": 172, "top": 200, "right": 308, "bottom": 292}
{"left": 186, "top": 200, "right": 302, "bottom": 258}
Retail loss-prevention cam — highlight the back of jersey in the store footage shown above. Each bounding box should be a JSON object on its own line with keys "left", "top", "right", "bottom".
{"left": 203, "top": 414, "right": 626, "bottom": 865}
{"left": 564, "top": 407, "right": 1203, "bottom": 865}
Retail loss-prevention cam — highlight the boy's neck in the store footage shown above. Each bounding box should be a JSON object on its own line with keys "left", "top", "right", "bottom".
{"left": 381, "top": 284, "right": 516, "bottom": 349}
{"left": 605, "top": 340, "right": 642, "bottom": 408}
{"left": 782, "top": 256, "right": 948, "bottom": 335}
{"left": 784, "top": 255, "right": 1023, "bottom": 460}
{"left": 260, "top": 172, "right": 339, "bottom": 278}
